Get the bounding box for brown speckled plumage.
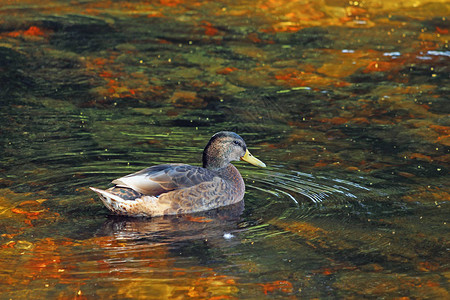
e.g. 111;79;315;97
90;131;265;217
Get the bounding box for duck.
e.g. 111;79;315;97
90;131;266;217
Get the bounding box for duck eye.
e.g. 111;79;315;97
233;140;240;146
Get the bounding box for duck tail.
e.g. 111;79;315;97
90;187;161;217
90;187;131;216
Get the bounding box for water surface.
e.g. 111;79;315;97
0;0;449;298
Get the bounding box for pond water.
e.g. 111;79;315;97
0;0;449;298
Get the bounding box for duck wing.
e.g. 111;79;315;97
112;164;217;196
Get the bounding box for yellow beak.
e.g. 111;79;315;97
241;149;266;168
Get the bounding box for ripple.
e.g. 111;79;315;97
247;167;372;204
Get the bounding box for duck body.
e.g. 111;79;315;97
90;131;265;217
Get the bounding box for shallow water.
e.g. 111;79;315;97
0;0;449;298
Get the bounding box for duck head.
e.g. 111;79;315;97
202;131;266;170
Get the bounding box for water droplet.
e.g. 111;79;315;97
223;233;234;239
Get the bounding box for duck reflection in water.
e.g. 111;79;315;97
97;201;246;246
